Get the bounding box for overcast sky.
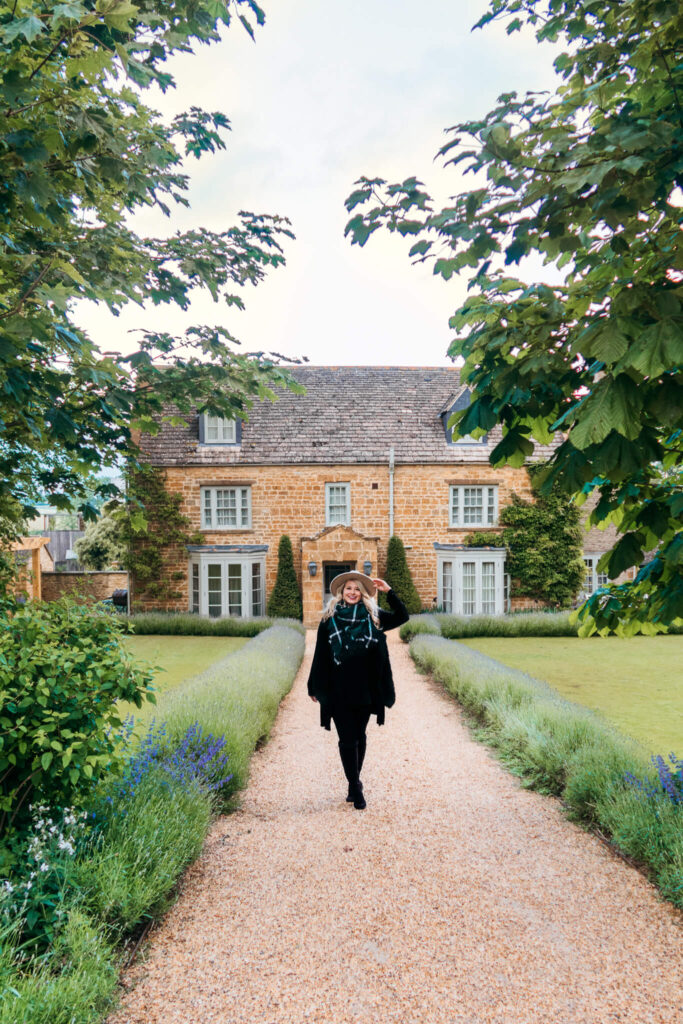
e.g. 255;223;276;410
75;0;560;367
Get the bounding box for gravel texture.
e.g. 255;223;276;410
110;631;683;1024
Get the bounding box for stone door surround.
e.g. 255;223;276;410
301;525;379;627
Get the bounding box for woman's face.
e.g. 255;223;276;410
342;580;362;604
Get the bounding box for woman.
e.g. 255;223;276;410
307;571;409;810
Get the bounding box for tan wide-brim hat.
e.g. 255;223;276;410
329;571;377;598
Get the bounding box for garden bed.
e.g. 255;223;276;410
460;635;683;754
1;622;305;1024
409;634;682;909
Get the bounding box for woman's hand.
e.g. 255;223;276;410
372;577;391;593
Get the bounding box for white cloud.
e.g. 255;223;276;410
74;0;561;366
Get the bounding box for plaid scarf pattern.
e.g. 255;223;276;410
327;600;381;666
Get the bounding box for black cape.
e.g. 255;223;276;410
307;588;409;729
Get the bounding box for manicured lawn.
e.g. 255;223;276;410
121;635;248;721
460;635;683;754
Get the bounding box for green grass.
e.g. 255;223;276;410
120;635;247;720
460;636;683;754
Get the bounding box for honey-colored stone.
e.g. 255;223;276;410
133;463;532;625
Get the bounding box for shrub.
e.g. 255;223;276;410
382;536;421;614
160;625;305;798
399;614;442;642
266;535;302;619
74;503;125;571
436;610;577;638
409;634;682;908
121;611;305;636
0;599;155;842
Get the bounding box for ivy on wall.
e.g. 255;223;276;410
465;476;585;608
121;466;202;610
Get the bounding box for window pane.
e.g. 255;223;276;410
463;488;483;525
583;557;594;595
220;418;235;442
192;563;199;614
327;484;349;525
486;487;496;525
240;488;250;527
252;562;263;616
227;563;242;616
596;567;609;588
216;489;237;527
482;562;495;614
203;489;212;527
450;488;459;526
442;561;453;613
207;564;222;618
462;561;476;615
205;415;235;443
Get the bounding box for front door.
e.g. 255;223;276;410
323;562;354;607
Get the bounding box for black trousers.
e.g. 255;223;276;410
330;705;371;745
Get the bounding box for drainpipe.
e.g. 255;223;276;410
388;447;395;538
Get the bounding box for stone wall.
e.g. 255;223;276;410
134;462;532;623
42;571;128;603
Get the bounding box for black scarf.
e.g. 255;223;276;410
327;600;381;666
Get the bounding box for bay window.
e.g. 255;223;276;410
437;547;506;615
188;550;266;618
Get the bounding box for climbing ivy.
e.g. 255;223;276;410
121;466;202;610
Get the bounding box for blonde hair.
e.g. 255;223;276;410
322;579;381;628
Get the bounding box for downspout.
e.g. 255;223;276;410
388;447;395;538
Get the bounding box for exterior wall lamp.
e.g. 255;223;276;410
363;560;372;575
308;561;317;576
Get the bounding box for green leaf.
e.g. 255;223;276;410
41;751;53;770
1;16;46;43
605;533;644;576
570;375;641;448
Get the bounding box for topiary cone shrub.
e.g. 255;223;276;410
381;535;422;614
266;535;303;620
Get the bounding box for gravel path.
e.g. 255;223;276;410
110;631;682;1024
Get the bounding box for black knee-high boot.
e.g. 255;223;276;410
357;734;367;775
347;735;367;802
338;742;366;810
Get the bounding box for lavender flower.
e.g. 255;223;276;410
624;753;682;806
106;719;233;814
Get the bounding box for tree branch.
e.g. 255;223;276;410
0;257;55;321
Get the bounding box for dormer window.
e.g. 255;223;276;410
198;413;241;445
441;387;487;446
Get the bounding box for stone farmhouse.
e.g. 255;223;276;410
135;365;614;627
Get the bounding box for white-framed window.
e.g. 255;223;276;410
189;552;266;618
449;485;498;528
582;554;609;597
437;548;506;615
201;486;251;529
199;413;238;445
325;482;350;526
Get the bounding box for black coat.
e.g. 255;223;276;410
307;589;409;730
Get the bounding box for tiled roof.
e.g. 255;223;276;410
140;366;560;466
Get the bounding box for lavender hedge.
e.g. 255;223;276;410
410;634;682;907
